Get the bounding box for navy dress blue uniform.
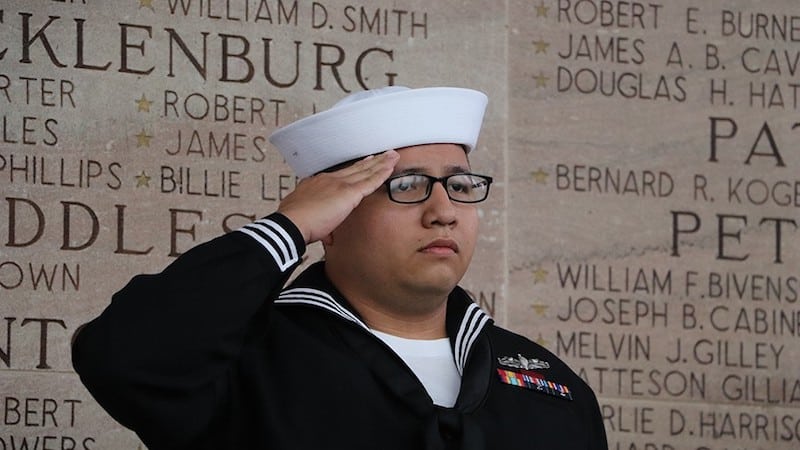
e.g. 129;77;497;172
72;213;608;449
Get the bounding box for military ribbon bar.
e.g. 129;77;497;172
496;369;573;401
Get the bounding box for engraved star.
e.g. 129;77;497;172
531;304;549;316
139;0;155;11
533;71;550;88
535;334;549;347
135;94;153;113
135;129;152;147
535;1;549;18
531;168;549;184
532;267;549;283
532;39;550;54
135;171;151;188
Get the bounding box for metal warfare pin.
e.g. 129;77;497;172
498;354;550;370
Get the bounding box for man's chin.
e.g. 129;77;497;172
407;267;465;295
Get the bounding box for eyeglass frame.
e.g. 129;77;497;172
383;173;494;204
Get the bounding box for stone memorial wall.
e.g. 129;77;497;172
508;1;800;449
1;0;797;449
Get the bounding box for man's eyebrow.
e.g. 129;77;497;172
392;165;472;176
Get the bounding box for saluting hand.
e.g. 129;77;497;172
277;150;400;244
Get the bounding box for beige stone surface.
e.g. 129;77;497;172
508;1;800;449
1;0;798;448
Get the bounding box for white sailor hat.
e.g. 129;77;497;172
269;86;488;178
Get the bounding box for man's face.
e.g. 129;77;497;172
324;143;480;312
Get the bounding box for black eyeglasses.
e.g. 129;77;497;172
384;173;493;204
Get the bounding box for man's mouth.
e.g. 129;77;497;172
420;238;459;255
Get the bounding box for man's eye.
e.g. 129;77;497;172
449;182;466;193
392;177;421;192
449;178;473;193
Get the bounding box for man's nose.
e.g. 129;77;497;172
422;182;457;227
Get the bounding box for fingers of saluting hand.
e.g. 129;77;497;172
303;151;400;210
333;150;401;193
277;150;399;244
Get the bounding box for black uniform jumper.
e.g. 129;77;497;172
72;213;608;450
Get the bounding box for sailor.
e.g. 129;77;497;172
73;86;608;449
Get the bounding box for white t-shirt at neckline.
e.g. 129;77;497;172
371;330;461;408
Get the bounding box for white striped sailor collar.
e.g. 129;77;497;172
275;262;494;376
